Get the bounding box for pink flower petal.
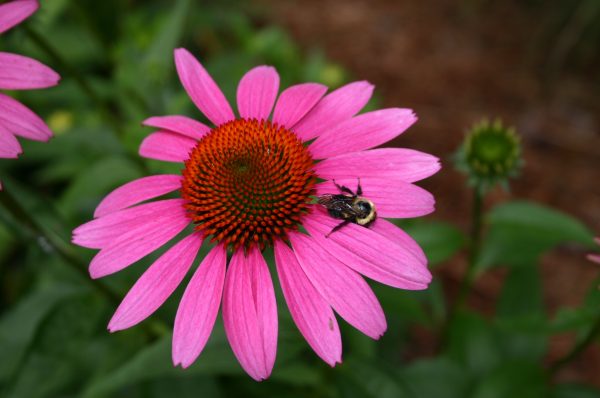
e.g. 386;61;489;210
88;209;189;279
0;93;52;141
316;177;435;218
0;128;22;158
142;115;210;141
108;233;203;332
314;148;441;183
274;240;342;366
272;83;327;128
236;66;279;120
303;208;431;289
73;199;186;249
139;131;196;163
173;244;227;368
174;48;234;126
94;175;182;218
0;52;59;90
222;247;278;381
291;81;373;142
289;232;387;339
370;218;427;265
309;108;417;159
0;0;38;34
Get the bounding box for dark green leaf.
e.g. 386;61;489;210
82;326;240;398
495;266;547;361
399;358;470;398
445;312;502;376
397;220;465;266
144;375;222;398
143;0;191;81
549;280;600;333
478;201;594;268
497;266;543;319
551;384;600;398
341;358;408;398
0;285;85;384
470;360;548;398
58;156;142;217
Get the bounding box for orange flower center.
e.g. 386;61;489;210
181;118;316;250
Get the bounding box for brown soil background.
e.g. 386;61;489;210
258;0;600;386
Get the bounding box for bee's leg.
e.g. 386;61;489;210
332;179;355;196
325;220;350;238
356;177;363;196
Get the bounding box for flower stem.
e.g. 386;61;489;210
456;184;484;307
550;309;600;373
440;184;485;348
0;188;121;304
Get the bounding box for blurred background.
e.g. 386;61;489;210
0;0;599;397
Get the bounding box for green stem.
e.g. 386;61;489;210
22;25;125;137
440;184;485;348
550;311;600;373
456;184;484;308
0;188;121;304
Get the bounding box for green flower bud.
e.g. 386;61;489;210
455;119;522;190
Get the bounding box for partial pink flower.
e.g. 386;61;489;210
588;237;600;265
0;0;60;166
72;48;441;380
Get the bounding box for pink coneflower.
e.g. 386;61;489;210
0;0;60;163
73;48;440;380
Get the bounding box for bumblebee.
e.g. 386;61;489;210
317;179;377;237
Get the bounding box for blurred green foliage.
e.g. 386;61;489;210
1;0;599;397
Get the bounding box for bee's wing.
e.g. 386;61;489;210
318;194;356;213
317;194;336;206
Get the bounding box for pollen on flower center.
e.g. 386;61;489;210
181;118;316;250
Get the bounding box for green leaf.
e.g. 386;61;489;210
4;291;111;398
470;360;548;398
495;266;547;361
340;358;409;398
399;358;470;398
372;286;429;324
445;312;502;376
82;320;325;397
144;376;222;398
549;307;599;333
548;278;600;344
551;384;600;398
424;279;448;325
58;156;142;217
478;201;594;269
448;307;547;369
82;326;240;398
6;352;76;398
549;280;600;333
0;224;16;261
494;319;547;364
397;220;465;266
497;266;543;318
143;0;191;81
0;285;85;385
